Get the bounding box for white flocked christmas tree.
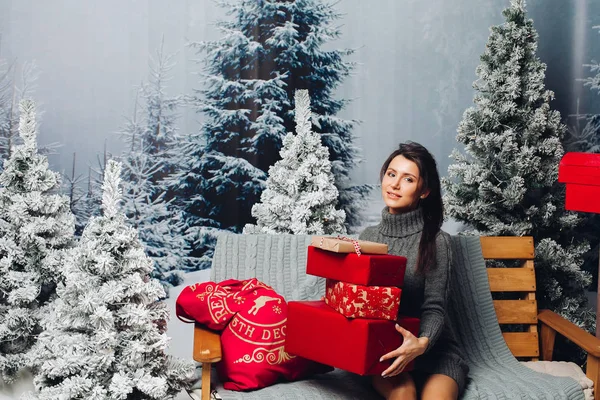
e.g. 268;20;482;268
244;89;346;235
0;99;75;383
26;160;194;400
443;0;593;332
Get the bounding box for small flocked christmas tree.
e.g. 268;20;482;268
244;90;346;234
26;160;194;399
0;99;75;383
443;0;593;332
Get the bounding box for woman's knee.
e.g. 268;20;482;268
420;373;459;400
389;386;417;400
372;373;417;400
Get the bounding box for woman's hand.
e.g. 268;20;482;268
380;324;429;378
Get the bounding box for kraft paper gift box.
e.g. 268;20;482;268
306;246;407;287
310;236;388;255
324;279;402;321
285;300;420;376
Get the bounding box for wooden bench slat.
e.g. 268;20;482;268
502;332;540;357
480;237;534;259
493;300;538;324
488;268;536;292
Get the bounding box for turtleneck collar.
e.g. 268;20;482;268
378;206;424;237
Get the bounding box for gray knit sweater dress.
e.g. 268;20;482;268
359;207;469;393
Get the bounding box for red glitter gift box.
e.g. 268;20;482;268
324;279;402;321
285;301;420;376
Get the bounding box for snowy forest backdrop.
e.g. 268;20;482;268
3;2;600;398
1;0;600;283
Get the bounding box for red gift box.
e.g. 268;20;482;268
306;246;407;287
285;301;420;376
325;279;401;321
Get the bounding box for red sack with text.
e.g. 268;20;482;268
176;278;331;391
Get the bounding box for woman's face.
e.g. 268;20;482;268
381;155;429;214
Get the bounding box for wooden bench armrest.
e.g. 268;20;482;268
193;323;222;400
193;322;222;363
538;309;600;400
538;309;600;358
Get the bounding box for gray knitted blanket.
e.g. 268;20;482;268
207;233;584;400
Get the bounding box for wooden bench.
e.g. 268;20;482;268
192;236;600;400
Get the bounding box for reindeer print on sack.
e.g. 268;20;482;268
248;296;282;315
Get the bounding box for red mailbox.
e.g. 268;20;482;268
559;152;600;337
558;152;600;213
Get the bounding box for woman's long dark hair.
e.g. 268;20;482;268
379;142;443;274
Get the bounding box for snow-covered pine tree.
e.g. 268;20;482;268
119;43;190;287
0;99;75;383
443;0;593;331
563;24;600;295
137;41;183;186
566;116;600;154
120;144;188;289
566;25;600;154
0;59;14;168
177;0;370;253
244;89;346;234
582;25;600;146
76;141;111;235
70;166;100;236
0;62;44;173
62;152;89;235
26;160;194;400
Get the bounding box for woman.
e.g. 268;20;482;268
359;142;468;400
